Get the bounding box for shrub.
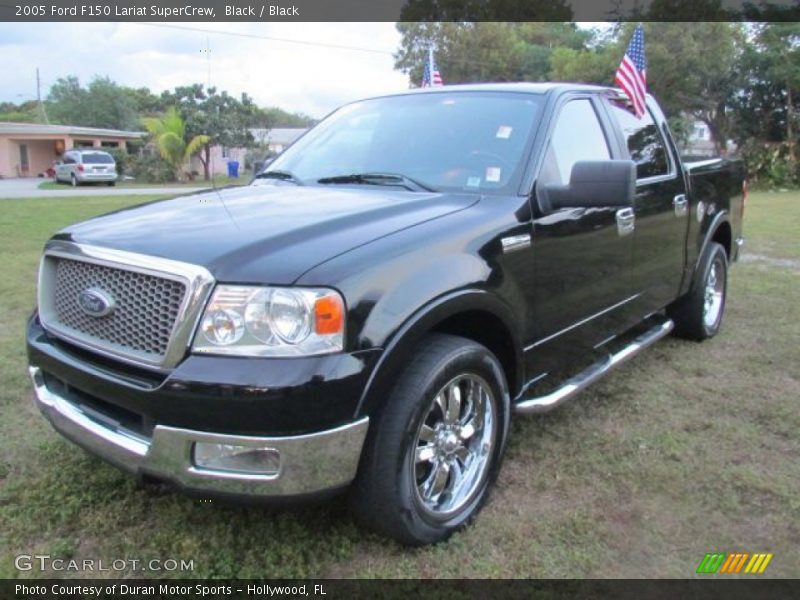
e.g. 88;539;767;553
128;147;176;183
104;148;129;177
243;146;276;173
739;141;799;188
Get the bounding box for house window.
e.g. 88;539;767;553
222;147;230;158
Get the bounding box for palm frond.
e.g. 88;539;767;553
184;134;210;160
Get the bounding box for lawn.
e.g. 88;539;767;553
0;192;797;579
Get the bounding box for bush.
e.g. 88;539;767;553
104;148;129;177
739;141;799;188
243;146;276;172
128;148;176;183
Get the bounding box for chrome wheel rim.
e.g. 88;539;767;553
411;374;496;519
703;257;725;328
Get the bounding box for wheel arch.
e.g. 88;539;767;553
354;290;524;421
711;220;733;260
697;211;732;272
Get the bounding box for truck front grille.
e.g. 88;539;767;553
52;257;186;358
38;242;215;370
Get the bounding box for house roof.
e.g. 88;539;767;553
0;122;145;138
249;127;307;146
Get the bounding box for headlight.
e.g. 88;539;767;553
192;286;345;357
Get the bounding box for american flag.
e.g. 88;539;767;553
615;25;647;118
422;46;443;87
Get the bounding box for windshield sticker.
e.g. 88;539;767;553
485;167;502;182
496;126;513;139
466;176;482;188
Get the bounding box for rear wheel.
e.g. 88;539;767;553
668;241;728;340
350;334;510;545
70;173;78;187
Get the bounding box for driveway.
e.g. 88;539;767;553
0;178;211;199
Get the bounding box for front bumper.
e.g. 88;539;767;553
30;365;369;497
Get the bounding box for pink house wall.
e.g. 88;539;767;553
189;144;247;177
0;138;9;178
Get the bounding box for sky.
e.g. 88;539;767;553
0;22;408;118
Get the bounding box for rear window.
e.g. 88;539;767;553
81;153;114;164
606;99;670;179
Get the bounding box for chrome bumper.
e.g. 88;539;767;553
29;366;369;497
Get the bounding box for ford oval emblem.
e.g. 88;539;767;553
78;288;116;317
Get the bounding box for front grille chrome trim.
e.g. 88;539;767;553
38;241;215;371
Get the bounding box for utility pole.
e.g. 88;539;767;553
36;67;49;124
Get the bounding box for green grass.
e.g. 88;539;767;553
0;192;798;579
37;175;248;191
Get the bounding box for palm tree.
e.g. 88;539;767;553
142;107;209;181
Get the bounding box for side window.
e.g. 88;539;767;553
540;99;610;186
607;99;670;179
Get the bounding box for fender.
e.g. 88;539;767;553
694;210;730;276
353;289;524;420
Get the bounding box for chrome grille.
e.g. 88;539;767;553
50;257;187;359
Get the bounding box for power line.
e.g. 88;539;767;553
132;22;523;72
134;22;394;56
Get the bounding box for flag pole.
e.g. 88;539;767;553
428;45;434;86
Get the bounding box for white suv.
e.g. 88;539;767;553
55;150;118;186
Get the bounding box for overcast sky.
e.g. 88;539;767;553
0;23;408;118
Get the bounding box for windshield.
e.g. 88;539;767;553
82;153;114;164
266;92;544;193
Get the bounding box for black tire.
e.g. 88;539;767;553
667;241;728;341
107;181;116;186
349;333;511;545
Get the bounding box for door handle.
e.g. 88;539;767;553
616;207;635;237
673;194;688;217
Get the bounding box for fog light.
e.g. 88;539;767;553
193;443;281;475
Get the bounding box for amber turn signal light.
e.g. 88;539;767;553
314;294;344;335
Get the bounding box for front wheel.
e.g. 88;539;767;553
668;241;728;340
350;334;510;545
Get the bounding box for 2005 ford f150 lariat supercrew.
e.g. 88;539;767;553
28;84;745;544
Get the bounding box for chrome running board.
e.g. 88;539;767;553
514;319;674;414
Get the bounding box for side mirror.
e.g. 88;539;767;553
543;160;636;211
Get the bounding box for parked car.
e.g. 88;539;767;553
54;149;117;186
28;84;745;545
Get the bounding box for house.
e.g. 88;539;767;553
0;122;144;178
189;127;307;176
679;120;737;158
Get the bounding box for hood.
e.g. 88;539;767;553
58;184;478;284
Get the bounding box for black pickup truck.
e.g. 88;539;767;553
27;83;745;545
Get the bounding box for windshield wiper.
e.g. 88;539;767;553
255;169;304;185
317;172;436;192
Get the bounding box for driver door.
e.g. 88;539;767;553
526;97;635;377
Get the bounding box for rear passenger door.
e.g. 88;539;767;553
604;97;688;314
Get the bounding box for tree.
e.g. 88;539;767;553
394;22;590;86
141;107;209;181
47;76;140;130
0;100;40;123
752;23;800;164
160;84;260;181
